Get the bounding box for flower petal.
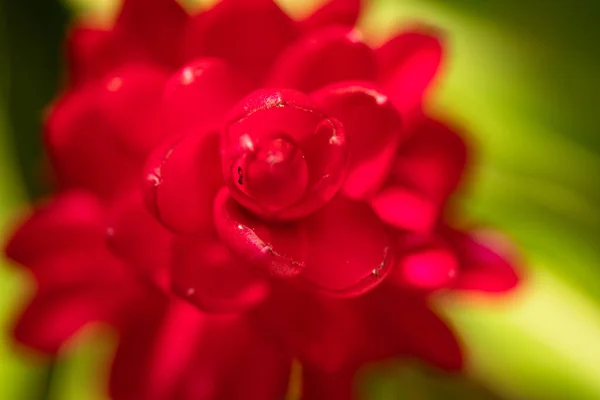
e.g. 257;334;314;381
298;196;393;296
5;193;103;267
14;285;116;353
114;0;189;67
213;188;307;278
45;90;143;199
163;58;251;136
376;27;444;118
107;191;174;291
312;83;403;199
267;27;376;93
143;128;223;234
301;0;361;31
447;228;520;293
302;366;357;400
65;24;116;86
172;234;270;314
362;286;463;370
370;117;468;232
184;0;298;82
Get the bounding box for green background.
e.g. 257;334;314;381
1;0;599;398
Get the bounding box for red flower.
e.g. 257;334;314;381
5;0;521;398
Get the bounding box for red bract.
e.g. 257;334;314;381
5;0;521;398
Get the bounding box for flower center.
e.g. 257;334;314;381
233;134;309;212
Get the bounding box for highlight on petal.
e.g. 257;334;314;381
312;83;403;199
370;116;468;233
143;128;223;234
298;196;393;297
376;27;444;117
107;191;174;291
213;188;307;278
221;89;349;220
301;0;361;31
163;58;251;136
184;0;299;82
446;227;520;293
172;234;270;314
44;90;144;199
267;27;376;93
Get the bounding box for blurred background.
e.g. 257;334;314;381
1;0;599;398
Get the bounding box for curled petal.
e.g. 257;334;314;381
115;0;189;67
14;285;116;353
376;27;444;118
362;286;463;370
313;83;403;199
143;129;223;234
5;193;102;267
163;58;251;136
301;0;361;31
213;189;307;278
172;234;270;314
299;196;393;296
267;27;376;93
45;90;143;199
107;191;174;290
184;0;298;82
371;117;468;232
446;228;520;293
98;64;170;154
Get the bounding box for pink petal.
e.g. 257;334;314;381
114;0;189;67
143;128;223;234
14;285;116;353
267;27;376;93
163;58;251;136
44;90;144;199
376;27;444;118
302;366;357;400
370;116;468;232
446;228;520;293
5;192;103;267
301;0;361;31
221;89;349;220
213;189;307;278
362;286;463;370
172;234;270;314
97;64;171;154
184;0;299;82
107;191;174;291
298;196;394;296
312;83;403;199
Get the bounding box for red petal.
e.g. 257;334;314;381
312;83;403;199
163;58;251;136
390;233;458;291
213;189;307;278
143;129;223;234
172;234;270;314
301;0;361;31
371;117;467;232
267;27;376;93
66;24;116;86
298;196;393;296
376;27;444;118
447;228;520;293
5;193;103;267
114;0;189;67
184;0;298;82
97;64;171;154
302;366;357;400
362;286;463;370
45;90;144;199
107;191;174;291
14;285;116;353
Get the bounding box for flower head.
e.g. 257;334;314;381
5;0;521;398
